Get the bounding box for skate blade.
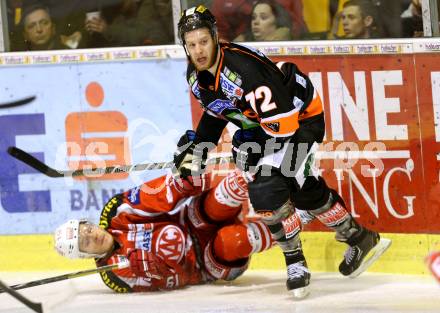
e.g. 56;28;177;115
290;285;310;299
349;238;392;278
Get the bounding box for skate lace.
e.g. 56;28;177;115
287;262;310;279
344;246;358;264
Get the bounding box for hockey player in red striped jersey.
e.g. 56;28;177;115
54;170;273;292
173;5;391;299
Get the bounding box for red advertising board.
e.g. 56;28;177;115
191;53;440;234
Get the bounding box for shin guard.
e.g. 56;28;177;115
310;191;360;241
257;200;302;253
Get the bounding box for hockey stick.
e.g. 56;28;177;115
0;261;128;294
7;146;233;178
0;96;36;109
0;279;43;313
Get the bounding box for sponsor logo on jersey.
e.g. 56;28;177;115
192;83;201;99
135;229;153;251
223;67;243;86
128;186;141;205
282;213;301;239
293;96;304;109
189;72;197;85
225;111;260;129
295;74;307;88
263;122;280;132
156;225;186;263
207;99;235;115
220;73;243;100
189;71;201;98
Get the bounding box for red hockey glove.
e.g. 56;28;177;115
128;249;169;280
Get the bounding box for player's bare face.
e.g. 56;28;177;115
185;28;216;71
78;223;114;255
341;6;367;39
251;3;277;41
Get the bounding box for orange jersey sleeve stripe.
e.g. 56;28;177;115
214;48;225;91
299;90;324;120
260;108;300;137
229;47;265;63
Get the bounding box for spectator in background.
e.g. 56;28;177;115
330;0;383;39
18;4;68;50
85;0;174;47
210;0;307;41
21;0;108;48
234;0;292;42
401;0;424;37
328;0;401;39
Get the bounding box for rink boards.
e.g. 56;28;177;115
0;39;439;274
1;231;439;275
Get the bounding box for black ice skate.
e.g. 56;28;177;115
284;250;311;299
339;229;392;278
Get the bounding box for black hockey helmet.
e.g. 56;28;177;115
178;5;217;44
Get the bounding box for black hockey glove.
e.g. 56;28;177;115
231;129;263;172
173;130;209;179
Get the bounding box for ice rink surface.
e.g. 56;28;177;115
1;270;439;313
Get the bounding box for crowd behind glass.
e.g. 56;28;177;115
3;0;439;52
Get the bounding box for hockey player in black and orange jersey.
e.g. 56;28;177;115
54;170;273;292
173;5;391;298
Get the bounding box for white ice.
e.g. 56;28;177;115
1;271;439;313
